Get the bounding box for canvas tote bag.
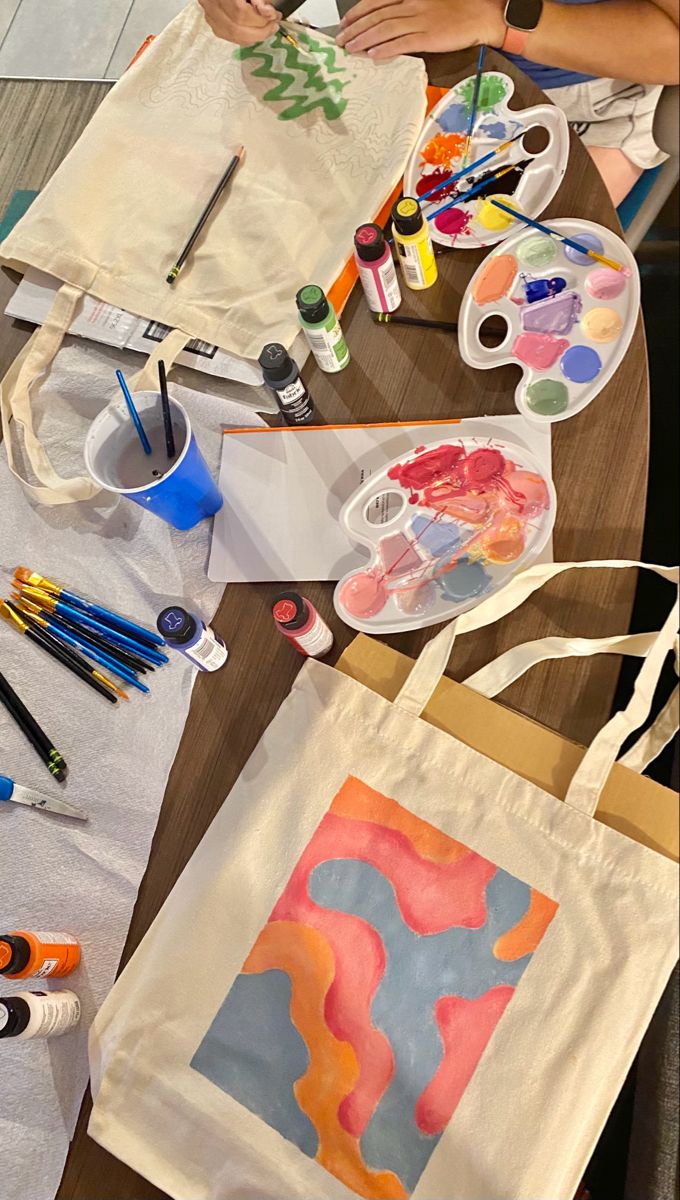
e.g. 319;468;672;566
88;560;679;1200
0;0;426;505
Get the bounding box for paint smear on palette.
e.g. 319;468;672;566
560;344;602;382
416;170;458;203
525;379;569;416
513;332;570;370
191;775;558;1198
421;133;465;169
438;102;469;134
339;569;388;619
478;119;508;139
434;207;472;237
472;254;518;304
459;73;507;112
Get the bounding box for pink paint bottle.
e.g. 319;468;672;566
354;224;402;314
272;592;333;659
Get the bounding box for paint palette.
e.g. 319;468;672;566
403;72;569;249
334;434;556;634
458;219;640;424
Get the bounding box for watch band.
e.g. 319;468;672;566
501;25;530;54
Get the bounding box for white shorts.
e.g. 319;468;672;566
544;76;667;170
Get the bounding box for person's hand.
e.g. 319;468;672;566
335;0;505;60
199;0;280;46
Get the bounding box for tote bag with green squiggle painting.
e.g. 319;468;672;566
0;1;426;503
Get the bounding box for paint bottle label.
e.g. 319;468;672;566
293;621;334;658
357;258;401;314
304;321;350;373
24;992;81;1039
185;628;229;672
397;241;430;289
274;379;315;425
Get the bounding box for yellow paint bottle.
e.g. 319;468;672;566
391;197;438;292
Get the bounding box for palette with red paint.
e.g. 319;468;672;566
403;72;569;249
334;435;556;634
458;218;640;424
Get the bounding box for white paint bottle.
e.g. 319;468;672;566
0;990;81;1040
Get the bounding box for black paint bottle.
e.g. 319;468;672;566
259;343;316;426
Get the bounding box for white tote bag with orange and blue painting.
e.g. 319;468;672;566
89;560;679;1200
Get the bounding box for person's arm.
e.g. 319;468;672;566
336;0;679;85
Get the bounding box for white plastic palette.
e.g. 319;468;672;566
403;71;569;249
458;219;640;424
333;432;556;635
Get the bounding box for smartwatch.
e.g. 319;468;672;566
502;0;543;55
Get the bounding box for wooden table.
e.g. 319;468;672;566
0;50;648;1200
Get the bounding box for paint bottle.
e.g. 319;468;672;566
0;931;81;980
272;592;333;658
258;343;316;426
156;606;228;672
296;285;350;373
0;990;81;1040
391;197;438;291
353;224;401;314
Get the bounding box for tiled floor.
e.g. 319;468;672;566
0;0;186;79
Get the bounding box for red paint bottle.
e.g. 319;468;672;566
272;592;333;659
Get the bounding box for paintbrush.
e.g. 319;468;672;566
116;370;152;456
167;146;245;284
13;602;149;695
427;163;518;223
0;602;124;704
158;361;176;460
280;20;303;49
462;45;486;166
488;201;626;270
15;596;151;674
13;584;168;665
419;132;526;203
14;568;165;649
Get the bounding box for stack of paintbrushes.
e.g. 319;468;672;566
1;567;168;705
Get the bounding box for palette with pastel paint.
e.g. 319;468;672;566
458;219;640;423
334;434;556;635
403;72;569;249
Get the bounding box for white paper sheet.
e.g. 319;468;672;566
208;416;553;583
0;338;264;1200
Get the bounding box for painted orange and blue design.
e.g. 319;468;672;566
191;777;558;1198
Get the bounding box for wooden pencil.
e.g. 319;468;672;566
166;146;245;284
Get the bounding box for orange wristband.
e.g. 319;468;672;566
501;25;530;54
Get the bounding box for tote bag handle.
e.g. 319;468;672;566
463;630;679;776
0;282;191;505
394;561;679;818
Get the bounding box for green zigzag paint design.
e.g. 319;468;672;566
236;32;348;121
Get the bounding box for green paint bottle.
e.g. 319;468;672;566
296;285;350;374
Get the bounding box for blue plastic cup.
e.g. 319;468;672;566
85;390;223;531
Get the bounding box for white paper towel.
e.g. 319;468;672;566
0;339;264;1200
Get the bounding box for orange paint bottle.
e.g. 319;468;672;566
0;931;80;980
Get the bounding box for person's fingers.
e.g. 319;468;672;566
250;0;279;18
338;0;405;32
342;15;422;52
366;30;425;57
337;5;415;46
203;7;279;43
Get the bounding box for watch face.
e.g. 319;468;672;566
505;0;543;30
